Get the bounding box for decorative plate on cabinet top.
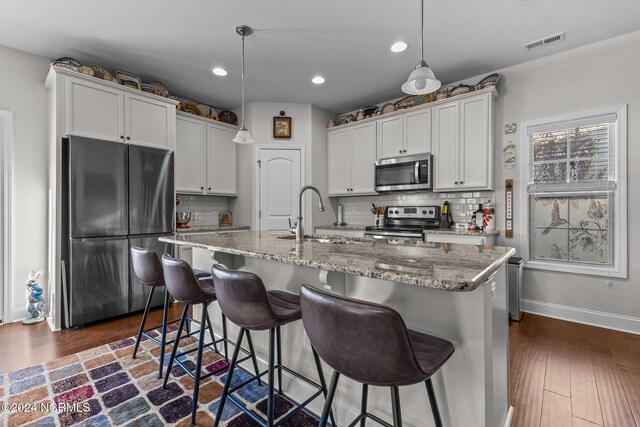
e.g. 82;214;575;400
450;84;473;96
380;103;395;115
76;66;95;77
149;81;170;97
89;65;116;82
394;95;417;110
116;71;142;90
197;104;212;117
141;83;156;94
474;73;500;90
207;109;218;120
218;110;238;125
52;57;81;67
363;105;378;117
182;102;202;116
435;86;452;100
415;92;435;105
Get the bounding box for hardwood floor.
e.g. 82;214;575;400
510;314;640;427
1;310;639;426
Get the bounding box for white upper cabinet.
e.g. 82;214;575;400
432;91;493;192
403;108;431;156
175;112;237;196
378;109;431;159
66;77;124;142
175;114;205;193
378;115;404;159
125;92;175;150
207;124;236;195
327;123;376;196
62;72;176;150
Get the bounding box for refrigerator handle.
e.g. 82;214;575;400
76;236;128;243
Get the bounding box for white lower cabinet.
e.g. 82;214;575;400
327;122;376;196
175;112;237;195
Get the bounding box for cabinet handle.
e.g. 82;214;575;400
200;187;204;190
403;149;407;153
120;135;124;140
126;136;131;140
399;150;402;154
460;181;464;184
208;187;211;191
454;181;459;185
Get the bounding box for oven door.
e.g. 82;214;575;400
375;154;432;192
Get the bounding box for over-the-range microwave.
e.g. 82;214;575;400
374;153;432;192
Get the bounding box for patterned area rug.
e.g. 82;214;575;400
0;325;320;426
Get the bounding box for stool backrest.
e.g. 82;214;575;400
161;254;208;303
211;264;278;330
300;285;424;387
131;246;164;286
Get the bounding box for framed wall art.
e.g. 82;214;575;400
273;115;291;139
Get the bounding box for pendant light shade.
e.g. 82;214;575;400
401;0;440;95
233;25;254;144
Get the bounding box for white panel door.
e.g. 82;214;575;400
378;115;404;159
327;128;351;195
258;148;302;231
125;92;175;150
351;122;377;194
175;115;205;193
460;95;490;189
432;102;460;191
66;77;124;142
206;124;236;195
404;109;431;156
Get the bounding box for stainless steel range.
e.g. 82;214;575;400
364;205;441;240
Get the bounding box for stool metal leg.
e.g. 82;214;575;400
190;302;209;426
132;286;155;359
221;312;229;362
390;386;402;427
425;378;443;427
267;328;276;426
360;384;369;427
312;347;336;427
163;304;189;388
245;330;262;386
157;288;170;379
205;311;219;352
276;325;283;394
319;371;340;427
214;328;246;427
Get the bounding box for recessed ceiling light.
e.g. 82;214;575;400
390;42;408;53
312;76;325;85
212;67;228;76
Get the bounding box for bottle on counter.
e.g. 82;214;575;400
475;204;484;231
439;201;454;229
483;200;496;231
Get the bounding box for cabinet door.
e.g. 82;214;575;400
206;124;236;195
351;123;377;194
125;92;175;150
377;115;404;159
65;77;124;142
459;95;490;189
175;116;205;193
327;129;351;195
432;102;460;191
404;109;431;156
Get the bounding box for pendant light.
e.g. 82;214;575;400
232;25;254;144
401;0;441;95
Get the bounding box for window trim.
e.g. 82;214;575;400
520;105;627;278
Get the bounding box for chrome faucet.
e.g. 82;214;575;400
289;185;325;243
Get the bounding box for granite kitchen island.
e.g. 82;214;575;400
161;231;516;427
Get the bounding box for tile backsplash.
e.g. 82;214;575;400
337;191;495;226
176;194;231;226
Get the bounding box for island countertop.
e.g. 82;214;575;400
161;231;515;292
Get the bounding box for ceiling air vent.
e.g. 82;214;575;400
524;32;565;51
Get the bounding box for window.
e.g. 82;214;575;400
521;106;627;278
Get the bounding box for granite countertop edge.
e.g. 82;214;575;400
176;225;250;233
316;224;500;236
161;233;515;292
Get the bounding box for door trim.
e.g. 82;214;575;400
1;111;13;324
254;145;305;231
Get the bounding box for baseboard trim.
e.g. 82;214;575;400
12;308;27;322
522;299;640;335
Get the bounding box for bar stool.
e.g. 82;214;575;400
130;246;214;379
300;285;455;427
210;264;335;427
161;255;262;427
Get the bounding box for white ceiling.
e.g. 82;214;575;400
2;0;639;113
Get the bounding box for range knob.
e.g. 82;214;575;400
422;210;427;215
429;209;434;215
394;210;399;214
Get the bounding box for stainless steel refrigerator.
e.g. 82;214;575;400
63;136;174;327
